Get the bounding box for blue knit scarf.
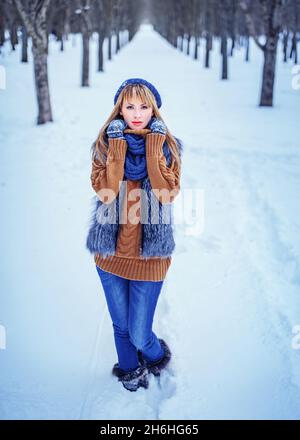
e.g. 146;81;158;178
123;132;171;181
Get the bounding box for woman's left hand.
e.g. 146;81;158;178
148;117;167;135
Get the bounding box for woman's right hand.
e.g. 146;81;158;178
106;119;128;139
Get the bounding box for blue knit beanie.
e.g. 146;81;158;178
113;78;162;108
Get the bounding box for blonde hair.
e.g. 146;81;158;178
91;83;182;177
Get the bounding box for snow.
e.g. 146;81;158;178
0;23;300;420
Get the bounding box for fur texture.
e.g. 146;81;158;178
113;364;149;392
140;339;172;376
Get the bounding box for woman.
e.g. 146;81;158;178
86;78;183;392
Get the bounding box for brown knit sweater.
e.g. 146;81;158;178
90;128;180;281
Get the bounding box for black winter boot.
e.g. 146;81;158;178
112;361;144;378
138;339;172;376
112;362;123;378
115;365;149;391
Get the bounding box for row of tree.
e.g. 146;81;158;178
0;0;145;124
0;0;299;125
149;0;300;106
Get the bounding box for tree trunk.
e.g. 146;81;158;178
260;36;278;106
98;32;104;72
32;44;53;124
239;0;284;107
21;26;28;62
221;35;228;79
81;32;89;87
128;27;134;41
179;35;184;52
193;36;198;60
186;34;191;55
13;0;53;123
9;25;18;50
282;31;288;62
116;30;120;52
108;33;112;59
290;33;298;64
0;9;5;46
205;33;212;68
245;35;250;61
230;36;235;56
172;33;177;48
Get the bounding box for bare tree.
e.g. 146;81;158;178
75;0;92;87
217;0;233;79
12;0;53;123
203;0;214;68
239;0;285;106
94;0;106;72
288;0;300;63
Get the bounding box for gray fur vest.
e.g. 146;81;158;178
86;136;183;260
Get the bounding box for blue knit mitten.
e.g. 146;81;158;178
106;119;128;139
148;117;167;135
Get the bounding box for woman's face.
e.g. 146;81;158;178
120;96;153;129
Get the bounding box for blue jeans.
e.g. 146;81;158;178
95;265;165;373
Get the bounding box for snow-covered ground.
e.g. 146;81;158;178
0;23;300;420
